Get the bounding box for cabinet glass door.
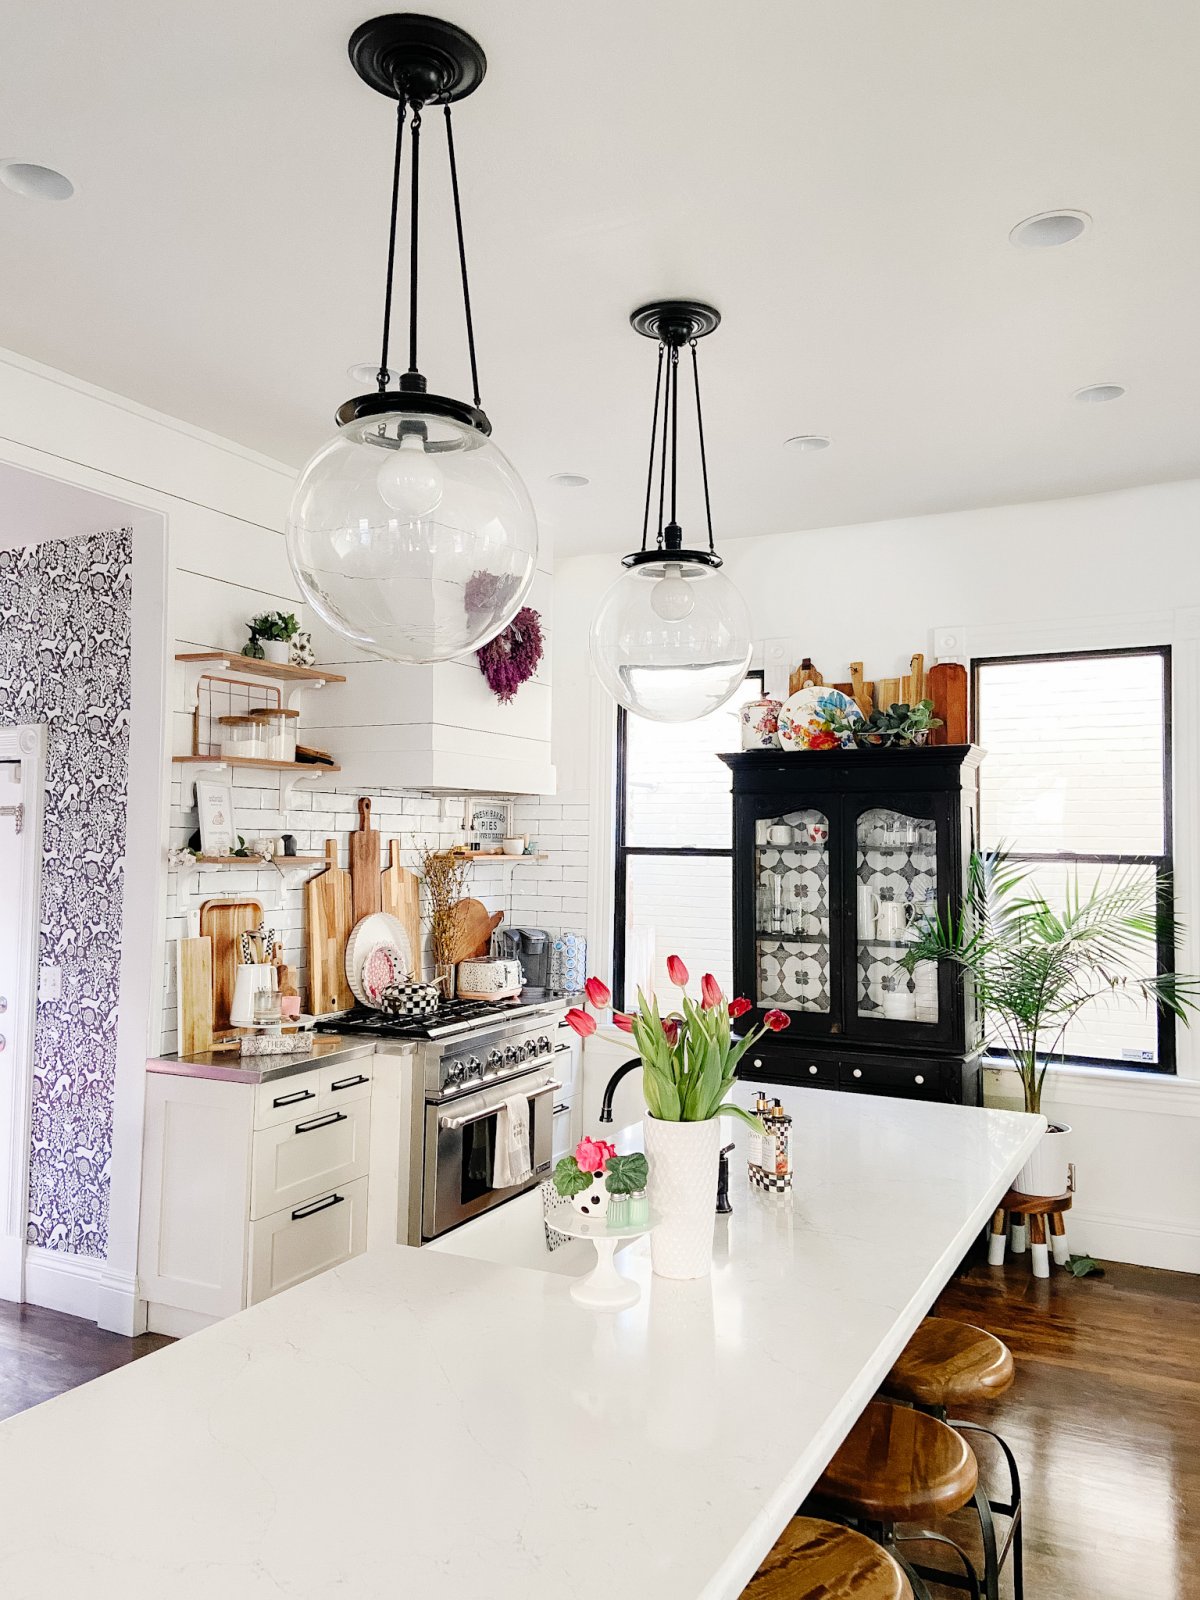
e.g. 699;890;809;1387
855;805;941;1026
754;809;832;1014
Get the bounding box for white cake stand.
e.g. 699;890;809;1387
549;1207;658;1310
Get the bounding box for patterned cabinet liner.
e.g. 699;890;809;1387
755;809;831;1014
856;806;939;1020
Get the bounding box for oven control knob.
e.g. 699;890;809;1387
465;1055;483;1080
537;1035;551;1056
517;1040;532;1062
486;1049;502;1071
504;1045;519;1066
446;1062;464;1087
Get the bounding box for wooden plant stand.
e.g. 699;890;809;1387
989;1188;1073;1279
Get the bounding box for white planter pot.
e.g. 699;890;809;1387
260;639;292;664
643;1115;720;1279
1012;1123;1072;1197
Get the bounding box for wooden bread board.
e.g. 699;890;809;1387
177;936;213;1055
448;898;504;962
381;840;422;981
349;796;382;922
199;898;264;1035
927;661;968;745
305;838;354;1015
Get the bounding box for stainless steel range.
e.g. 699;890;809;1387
317;997;569;1241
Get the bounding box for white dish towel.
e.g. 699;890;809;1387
492;1094;533;1188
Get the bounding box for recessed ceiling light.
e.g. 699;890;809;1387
548;472;589;488
785;434;831;452
1073;383;1125;404
0;160;74;201
347;362;395;388
1009;209;1091;248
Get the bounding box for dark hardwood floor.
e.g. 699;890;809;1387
924;1252;1200;1600
0;1300;170;1421
1;1256;1198;1600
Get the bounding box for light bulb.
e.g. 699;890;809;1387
649;562;695;621
376;432;445;518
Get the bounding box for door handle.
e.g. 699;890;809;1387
439;1081;562;1130
294;1110;347;1135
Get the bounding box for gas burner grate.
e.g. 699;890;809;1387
314;997;526;1040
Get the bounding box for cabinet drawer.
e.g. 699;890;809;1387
551;1096;574;1162
248;1174;368;1304
251;1100;371;1220
838;1060;940;1099
318;1058;374;1110
254;1069;321;1130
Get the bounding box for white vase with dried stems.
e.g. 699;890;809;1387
419;843;471;1000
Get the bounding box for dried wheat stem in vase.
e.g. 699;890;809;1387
418;842;472;968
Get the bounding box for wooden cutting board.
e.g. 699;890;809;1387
305;838;354;1015
199;898;263;1035
381;839;422;980
901;652;926;705
349;796;381;922
832;660;875;717
928;661;968;745
448;898;504;962
177;936;213;1055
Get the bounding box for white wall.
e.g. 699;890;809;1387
559;479;1200;1272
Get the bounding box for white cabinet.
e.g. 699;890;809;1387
140;1056;376;1336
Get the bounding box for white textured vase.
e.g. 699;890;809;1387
643;1115;720;1279
1012;1123;1072;1197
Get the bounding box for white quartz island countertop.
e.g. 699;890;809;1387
0;1086;1043;1599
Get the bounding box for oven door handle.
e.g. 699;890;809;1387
439;1081;562;1131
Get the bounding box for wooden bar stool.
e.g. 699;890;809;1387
810;1400;979;1600
742;1515;913;1598
988;1188;1072;1278
882;1318;1023;1600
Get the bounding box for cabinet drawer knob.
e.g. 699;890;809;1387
272;1087;316;1109
852;1068;862;1079
808;1065;818;1076
330;1073;369;1091
915;1074;925;1085
295;1110;347;1135
291;1192;345;1221
753;1057;763;1068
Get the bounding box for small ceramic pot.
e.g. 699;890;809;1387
289;629;316;667
572;1176;611;1219
501;835;526;856
260;639;292;665
740;697;783;750
1013;1124;1072;1197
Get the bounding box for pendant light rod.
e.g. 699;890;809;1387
378;99;408;391
640;342;665;552
444;105;482;409
407;105;423;377
691;340;715;554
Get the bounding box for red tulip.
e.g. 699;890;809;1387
728;997;752;1019
565;1007;597;1038
763;1009;791;1033
700;973;723;1009
612;1011;634;1033
661;1016;681;1045
584;976;612;1009
666;954;689;987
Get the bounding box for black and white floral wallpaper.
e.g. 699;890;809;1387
0;529;132;1256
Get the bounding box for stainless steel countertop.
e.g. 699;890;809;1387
146;1033;406;1085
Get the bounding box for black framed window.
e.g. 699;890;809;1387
972;646;1174;1071
614;674;762;1010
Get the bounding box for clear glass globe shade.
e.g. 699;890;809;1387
590;557;753;722
648;562;695;621
286;408;538;664
376;433;445;518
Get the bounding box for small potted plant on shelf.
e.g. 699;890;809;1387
553;1137;650;1224
565;966;790;1279
243;611;300;665
903;850;1200;1196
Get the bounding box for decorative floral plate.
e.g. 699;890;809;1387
778;685;863;751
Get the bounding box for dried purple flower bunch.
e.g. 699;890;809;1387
476;606;544;703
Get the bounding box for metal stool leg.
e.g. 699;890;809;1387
899;1528;981;1600
952;1420;1024;1600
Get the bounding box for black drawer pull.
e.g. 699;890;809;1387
295;1110;347;1135
291;1192;345;1221
557;1018;571;1029
330;1073;369;1092
272;1087;316;1109
554;1042;570;1054
552;1102;570;1116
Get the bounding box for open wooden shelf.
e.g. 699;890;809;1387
192;854;324;868
175;652;347;685
434;850;550;865
173;755;342;775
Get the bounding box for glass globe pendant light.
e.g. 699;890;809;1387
286;16;537;663
591;301;752;722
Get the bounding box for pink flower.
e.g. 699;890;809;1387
728;997;752;1019
565;1007;597;1038
666;954;689;987
574;1137;607;1173
584;976;612;1009
612;1011;634;1033
700;973;723;1009
763;1009;791;1032
662;1016;681;1045
597;1140;617;1164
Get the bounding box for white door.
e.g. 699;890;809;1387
0;726;45;1303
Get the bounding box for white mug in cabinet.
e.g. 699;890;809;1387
857;885;881;939
881;974;916;1021
768;824;792;846
876;897;911;941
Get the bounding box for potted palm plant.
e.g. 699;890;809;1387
566;962;790;1278
904;851;1199;1195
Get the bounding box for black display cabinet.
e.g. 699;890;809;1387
720;745;985;1104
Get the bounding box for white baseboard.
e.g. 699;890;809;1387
145;1301;217;1338
1067;1208;1200;1274
24;1247;143;1333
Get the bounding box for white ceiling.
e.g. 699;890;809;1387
2;1;1200;557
